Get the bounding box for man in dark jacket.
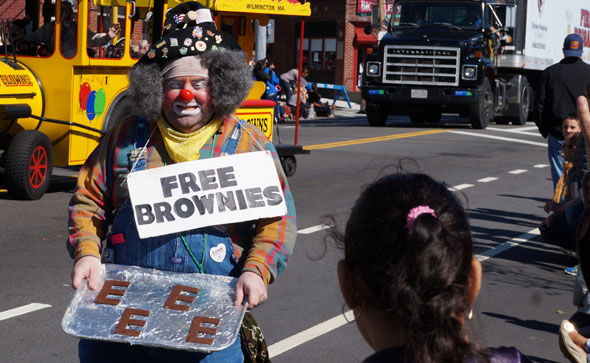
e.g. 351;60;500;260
536;33;590;190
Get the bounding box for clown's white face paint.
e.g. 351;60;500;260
162;61;213;133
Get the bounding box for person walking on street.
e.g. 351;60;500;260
67;2;296;361
536;33;590;190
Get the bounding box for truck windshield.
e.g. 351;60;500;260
391;1;483;30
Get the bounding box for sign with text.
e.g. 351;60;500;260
127;151;287;239
62;264;247;351
357;0;394;16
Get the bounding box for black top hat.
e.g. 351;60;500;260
137;1;241;69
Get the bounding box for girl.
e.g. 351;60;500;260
334;173;532;362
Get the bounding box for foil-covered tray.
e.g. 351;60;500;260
62;264;246;352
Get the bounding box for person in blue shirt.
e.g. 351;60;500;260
264;60;285;123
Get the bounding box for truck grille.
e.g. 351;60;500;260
382;46;460;86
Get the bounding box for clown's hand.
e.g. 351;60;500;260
71;255;101;290
234;271;267;309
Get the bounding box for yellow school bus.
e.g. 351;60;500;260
0;0;310;199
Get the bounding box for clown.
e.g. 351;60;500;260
66;2;296;361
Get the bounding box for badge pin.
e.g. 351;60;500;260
179;47;188;55
209;243;226;263
195;41;207;52
147;49;156;58
193;26;203;39
215;35;222;44
184;38;192;47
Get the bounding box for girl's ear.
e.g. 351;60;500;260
466;257;482;307
338;260;360;308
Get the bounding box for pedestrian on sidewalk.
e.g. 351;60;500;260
536;33;590;191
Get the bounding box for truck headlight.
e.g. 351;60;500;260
366;62;381;77
461;65;477;80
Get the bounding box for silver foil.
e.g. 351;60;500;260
62;264;246;352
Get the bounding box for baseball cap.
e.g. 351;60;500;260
563;33;584;58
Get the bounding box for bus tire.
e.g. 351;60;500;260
6;130;54;200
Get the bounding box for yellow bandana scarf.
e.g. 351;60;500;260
157;116;223;163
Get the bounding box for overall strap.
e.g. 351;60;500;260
134;116;148;149
129;116;149;172
220;119;246;156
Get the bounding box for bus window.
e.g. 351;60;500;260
60;0;79;58
87;3;124;58
130;10;150;59
13;0;55;57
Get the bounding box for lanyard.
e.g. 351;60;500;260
165;133;218;273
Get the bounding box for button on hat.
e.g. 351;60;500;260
137;1;241;69
563;33;584;58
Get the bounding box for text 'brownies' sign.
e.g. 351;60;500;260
127;151;287;238
62;264;246;351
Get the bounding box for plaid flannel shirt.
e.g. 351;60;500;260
67;115;296;285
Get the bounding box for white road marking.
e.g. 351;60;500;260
534;164;549;168
268;310;355;358
476;228;540;262
298;225;331;235
0;303;51;321
478;177;498;183
509;169;527;174
486;127;541;136
449;184;474;191
450;131;547;147
270;227;542;358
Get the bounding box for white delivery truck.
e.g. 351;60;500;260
361;0;590;128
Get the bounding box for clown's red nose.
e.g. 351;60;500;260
180;89;193;102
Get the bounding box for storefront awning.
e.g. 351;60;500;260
355;27;378;45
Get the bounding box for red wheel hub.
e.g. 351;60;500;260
28;146;48;189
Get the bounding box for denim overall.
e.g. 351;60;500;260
79;119;245;363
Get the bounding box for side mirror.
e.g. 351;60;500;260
364;25;373;35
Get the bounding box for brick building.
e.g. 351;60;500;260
268;0;378;100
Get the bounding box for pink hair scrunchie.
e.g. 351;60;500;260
406;206;437;230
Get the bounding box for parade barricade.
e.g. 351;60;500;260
305;83;352;109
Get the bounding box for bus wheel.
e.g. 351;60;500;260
6;130;54;200
281;156;297;177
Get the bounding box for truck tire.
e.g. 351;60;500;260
511;78;530;125
366;103;388;127
469;77;493;129
5;130;54;200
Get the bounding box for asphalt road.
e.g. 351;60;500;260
0;114;577;362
